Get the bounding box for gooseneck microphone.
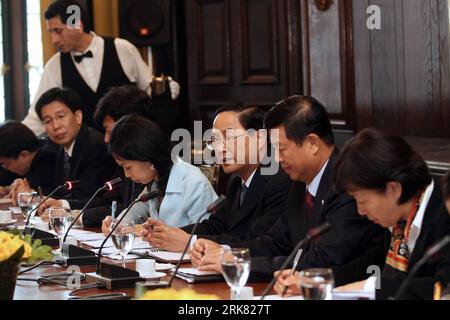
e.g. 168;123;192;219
167;195;227;286
62;178;122;243
96;190;160;273
260;222;332;299
393;235;450;300
25;180;80;227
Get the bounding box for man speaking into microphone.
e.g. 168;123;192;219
191;96;389;290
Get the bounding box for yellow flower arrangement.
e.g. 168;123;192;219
139;288;219;300
0;231;32;262
0;231;51;264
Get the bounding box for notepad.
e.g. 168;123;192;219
174;267;223;283
144;249;191;263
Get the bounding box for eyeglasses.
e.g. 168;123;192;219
41;112;69;127
206;132;247;151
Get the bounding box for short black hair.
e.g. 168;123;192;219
35;87;82;120
443;171;450;201
94;86;153;127
109;115;172;194
264;95;334;145
333;128;432;204
45;0;91;33
214;105;266;131
0;121;39;158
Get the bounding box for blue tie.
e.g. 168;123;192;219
240;184;248;207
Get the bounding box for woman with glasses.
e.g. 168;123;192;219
101;114;218;235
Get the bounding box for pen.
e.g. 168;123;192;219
111;201;117;226
281;248;303;297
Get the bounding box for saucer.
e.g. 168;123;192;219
140;271;166;280
0;219;17;227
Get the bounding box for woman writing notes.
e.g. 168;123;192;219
101;115;218;235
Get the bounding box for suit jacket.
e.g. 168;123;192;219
181;165;291;243
377;180;450;300
53;125;116;209
231;149;390;286
82;167;145;227
26;139;59;195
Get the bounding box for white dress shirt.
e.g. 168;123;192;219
22;32;180;136
307;160;329;197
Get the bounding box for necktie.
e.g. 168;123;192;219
74;50;93;63
305;190;315;218
240;184;248;207
63;152;71;181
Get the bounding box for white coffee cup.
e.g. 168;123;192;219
231;286;254;300
136;259;156;277
0;210;12;223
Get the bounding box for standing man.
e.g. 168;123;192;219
23;0;180;135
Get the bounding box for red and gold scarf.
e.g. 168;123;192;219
385;192;425;272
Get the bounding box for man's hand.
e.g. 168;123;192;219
143;219;190;252
38;198;64;221
8;179;32;204
273;270;302;297
102;216;113;236
190;238;222;267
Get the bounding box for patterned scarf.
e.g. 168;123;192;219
385;192;424;272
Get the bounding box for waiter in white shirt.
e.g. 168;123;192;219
22;0;180;136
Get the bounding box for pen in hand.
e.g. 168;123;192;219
281;249;303;297
111;201;117;230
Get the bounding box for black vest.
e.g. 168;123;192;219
60;37;135;130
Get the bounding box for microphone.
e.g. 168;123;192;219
62;178;122;243
56;178;122;267
167;195;227;287
260;222;332;299
95;190;160;274
24;180;80;227
393;235;450;300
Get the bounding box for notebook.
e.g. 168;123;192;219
174;268;224;284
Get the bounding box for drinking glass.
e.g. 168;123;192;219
111;221;135;267
18;191;40;223
299;268;335;300
48;207;74;254
221;248;251;300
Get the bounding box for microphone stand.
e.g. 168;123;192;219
260;222;331;299
24;181;79;246
85;191;160;290
57;178;122;266
167;195;227;286
392;235;450;300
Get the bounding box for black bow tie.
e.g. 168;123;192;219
74;50;93;63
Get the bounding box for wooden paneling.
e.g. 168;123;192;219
185;0;302;128
240;0;279;84
195;0;231;85
300;0;355;130
353;0;450;138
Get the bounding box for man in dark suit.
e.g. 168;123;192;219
33;87;116;212
331;129;450;300
141;105;291;252
191;96;389;287
0;121;59;200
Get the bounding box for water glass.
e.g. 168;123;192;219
18;191;40;222
299;268;334;300
221;248;251;300
48;207;74;254
111;221;136;267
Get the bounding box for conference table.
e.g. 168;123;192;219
3;205;270;300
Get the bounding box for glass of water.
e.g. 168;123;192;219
221;248;251;300
48;207;74;254
111;221;135;267
299;268;335;300
18;191;40;223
